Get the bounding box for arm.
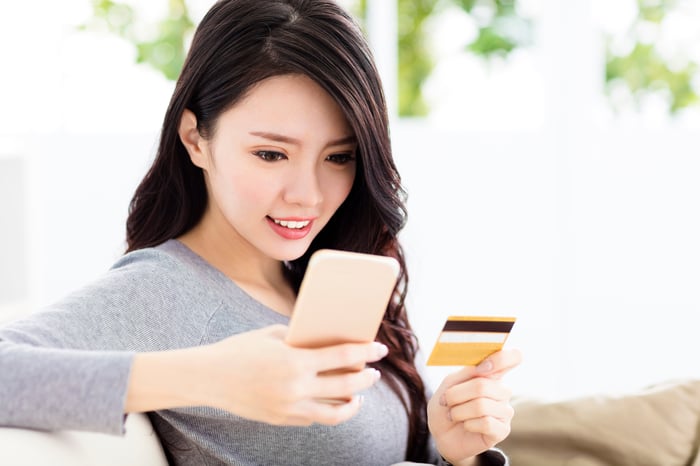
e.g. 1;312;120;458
1;322;387;433
0;250;203;433
1;324;387;432
125;324;388;426
0;343;133;434
1;248;387;432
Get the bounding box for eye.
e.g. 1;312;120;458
253;150;287;162
326;152;356;165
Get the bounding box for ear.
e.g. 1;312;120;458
178;109;210;170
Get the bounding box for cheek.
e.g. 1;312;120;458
326;170;356;206
236;174;271;204
211;167;272;213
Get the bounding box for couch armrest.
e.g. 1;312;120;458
0;413;167;466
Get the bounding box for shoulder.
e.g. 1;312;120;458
109;240;225;294
111;240;199;277
97;239;231;313
2;241;227;351
50;240;228;347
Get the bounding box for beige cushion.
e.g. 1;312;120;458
0;413;167;466
499;379;700;466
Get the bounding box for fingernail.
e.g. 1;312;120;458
476;359;493;373
368;368;381;381
373;342;389;358
439;394;447;407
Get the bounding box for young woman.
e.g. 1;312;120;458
0;1;521;465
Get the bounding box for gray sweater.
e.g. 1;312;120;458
0;240;506;465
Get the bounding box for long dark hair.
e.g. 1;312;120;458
126;0;429;460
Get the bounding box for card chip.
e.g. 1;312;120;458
426;316;516;366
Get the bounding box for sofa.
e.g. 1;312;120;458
2;379;700;465
0;412;167;466
499;378;700;466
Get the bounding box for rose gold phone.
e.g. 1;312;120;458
286;249;400;351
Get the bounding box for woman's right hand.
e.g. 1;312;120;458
126;324;387;426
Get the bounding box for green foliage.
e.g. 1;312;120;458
454;0;532;57
79;0;193;81
79;0;699;117
341;0;436;116
398;0;439;116
605;0;699;114
396;0;531;116
638;0;670;22
468;25;517;55
349;0;367;23
78;0;530;117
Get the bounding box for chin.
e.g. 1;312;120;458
270;244;312;263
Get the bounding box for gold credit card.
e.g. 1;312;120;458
426;316;516;366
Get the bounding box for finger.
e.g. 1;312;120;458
259;324;289;339
444;377;512;406
449;398;514;424
275;414;315;427
475;348;522;376
312;367;381;399
479;367;513;381
462;415;511;442
439;365;478;391
311;342;388;373
297;395;365;426
437;349;522;392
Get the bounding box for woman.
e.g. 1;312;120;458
0;0;521;464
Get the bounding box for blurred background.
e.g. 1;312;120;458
1;0;699;400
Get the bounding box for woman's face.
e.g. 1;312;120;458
186;74;357;262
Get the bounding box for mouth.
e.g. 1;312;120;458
269;217;312;230
267;216;316;240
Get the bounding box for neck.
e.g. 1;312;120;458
178;212;295;315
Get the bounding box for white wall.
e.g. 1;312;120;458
22;134;158;306
0;152;28;313
398;124;700;399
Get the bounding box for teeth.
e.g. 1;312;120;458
273;219;310;229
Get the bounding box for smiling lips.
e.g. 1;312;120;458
268;217;314;240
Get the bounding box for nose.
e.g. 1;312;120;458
283;164;323;207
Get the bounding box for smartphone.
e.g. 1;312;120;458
286;249;400;352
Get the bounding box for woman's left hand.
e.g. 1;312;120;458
427;349;522;466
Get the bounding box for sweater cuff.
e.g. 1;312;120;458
439;448;509;466
477;448;508;466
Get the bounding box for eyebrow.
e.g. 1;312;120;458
249;131;357;148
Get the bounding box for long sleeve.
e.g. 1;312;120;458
0;344;133;433
434;450;508;465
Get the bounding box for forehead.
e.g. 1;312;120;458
215;74;353;140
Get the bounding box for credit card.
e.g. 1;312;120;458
426;316;516;366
